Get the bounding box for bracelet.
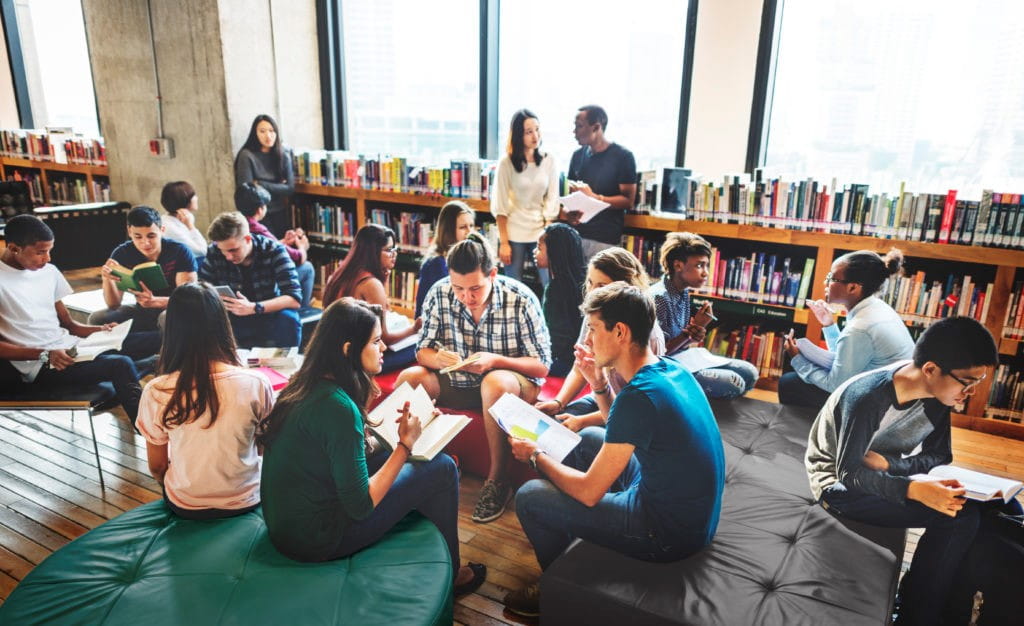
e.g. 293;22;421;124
553;398;565;412
592;383;610;395
397;441;413;456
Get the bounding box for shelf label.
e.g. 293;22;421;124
691;296;794;323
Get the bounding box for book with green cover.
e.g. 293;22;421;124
109;261;168;292
795;258;815;307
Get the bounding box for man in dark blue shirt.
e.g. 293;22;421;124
563;105;638;258
91;206;197;331
503;282;725;617
199;212;301;348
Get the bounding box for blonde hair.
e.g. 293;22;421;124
207;211;249;242
589;247;650;290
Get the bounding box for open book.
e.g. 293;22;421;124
911;465;1024;503
238;347;300;369
71;320;133;362
796;337;835;369
384;310;418;352
559;191;610;224
487;393;582;463
108;261;168;292
367;382;470;461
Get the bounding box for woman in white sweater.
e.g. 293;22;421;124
491;109;560;285
159;181;207;259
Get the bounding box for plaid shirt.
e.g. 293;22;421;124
650;275;691;353
199;234;300;304
418;275;551;387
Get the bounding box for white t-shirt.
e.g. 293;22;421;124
162;214;208;257
490;154;561;243
136;367;273;511
0;261;77;381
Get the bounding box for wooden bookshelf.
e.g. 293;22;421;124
0;156;110;205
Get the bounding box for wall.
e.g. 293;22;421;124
684;0;764;178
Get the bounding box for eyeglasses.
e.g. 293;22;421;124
944;370;986;392
383;247;398;256
824;272;852;286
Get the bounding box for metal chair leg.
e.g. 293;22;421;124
86;408;105;491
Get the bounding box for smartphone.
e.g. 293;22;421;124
214;285;236;299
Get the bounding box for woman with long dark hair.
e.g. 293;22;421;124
136;282;273;520
234;114;295;237
533;223;586;376
416;201;475;317
323;224;421;371
491;109;559;284
259;298;485;593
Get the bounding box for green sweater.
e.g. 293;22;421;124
261;380;374;561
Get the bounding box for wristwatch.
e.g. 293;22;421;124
529;449;544;471
254;301;265;315
38;350;50;368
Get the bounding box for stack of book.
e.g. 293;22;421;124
695;250;814;309
1000;281;1024;340
48;176;90;205
368;209;432;252
0;129;107;165
387;269;419;312
704;324;787;379
879;272;992;328
986;364;1023;422
291;200;357;241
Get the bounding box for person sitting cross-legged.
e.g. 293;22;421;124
395;237;551;524
503;282;726;617
198;211;301;349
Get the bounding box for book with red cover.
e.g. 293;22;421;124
255;367;289;392
937;189;958;244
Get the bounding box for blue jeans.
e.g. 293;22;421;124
230;309;301;348
296;262;315;309
820;483;982;626
382;344;416;372
88;305;164;332
516;427;690;570
331;452;461;575
778;371;831;411
565;394;598;416
549;356;573;378
692;358;759;399
505;241;549;286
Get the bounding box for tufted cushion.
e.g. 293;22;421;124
0;501;453;626
540;396;905;626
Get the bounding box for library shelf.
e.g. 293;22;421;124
0;156;110;205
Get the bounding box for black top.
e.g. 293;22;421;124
567;143;637;244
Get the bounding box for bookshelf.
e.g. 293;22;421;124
291;181;1024;438
0;156;111;206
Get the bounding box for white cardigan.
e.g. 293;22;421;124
490;153;560;243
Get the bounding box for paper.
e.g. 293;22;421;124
72;320;133;362
796;337;835;369
385;310;418;352
62;289;135;316
440;354;480;375
911;465;1024;503
559;191;611;224
670;347;732;373
368;382;470;461
488;392;582;462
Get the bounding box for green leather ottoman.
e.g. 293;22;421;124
0;501;453;625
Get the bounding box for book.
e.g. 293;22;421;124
238;347;301;369
910;465;1023;503
439;354;481;375
108;261;168;292
255;367;289;392
367;382;470;461
487;392;582;463
71;320;133;362
559;191;610;223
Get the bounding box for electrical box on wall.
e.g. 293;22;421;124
149;137;174;158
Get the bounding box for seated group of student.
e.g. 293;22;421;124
0;194;1013;623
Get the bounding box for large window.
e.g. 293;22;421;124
10;0;99;135
763;0;1024;192
497;0;689;171
341;0;479;160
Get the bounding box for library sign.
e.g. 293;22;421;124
690;296;794;324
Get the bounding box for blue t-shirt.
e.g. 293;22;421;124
111;238;197;297
567;143;637;244
606;357;725;545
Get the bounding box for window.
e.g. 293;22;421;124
763;0;1024;192
341;0;479;160
497;0;690;171
11;0;99;135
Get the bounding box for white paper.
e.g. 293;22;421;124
73;319;133;362
797;337;835;369
911;465;1024;503
384;310;418;352
488;392;582;463
368;382;469;460
670;347;732;373
62;289;135;315
559;191;611;224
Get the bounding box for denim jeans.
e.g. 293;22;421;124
820;483;982;626
295;261;315;309
88;304;164;332
230;309;301;348
505;241;549;286
516;426;690;570
382;344;416;372
778;371;831;411
330;452;461;575
549;356;573;378
692;358;759;399
564;394;598;416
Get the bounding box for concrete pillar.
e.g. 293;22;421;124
81;0;322;230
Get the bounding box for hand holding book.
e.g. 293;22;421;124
395;401;422;453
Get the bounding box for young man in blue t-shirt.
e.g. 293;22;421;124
91;205;198;331
504;282;725;617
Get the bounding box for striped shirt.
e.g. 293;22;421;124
650;275;691;354
199;234;301;304
418;275;551;388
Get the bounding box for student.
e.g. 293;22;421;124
781;249;914;410
136;283;272;520
234;182;315;311
259;298;486;594
533;223;586;377
805;316;1004;626
396;238;551;523
159;181;207;258
0;215;159;425
535;247;665;432
323;224;422;371
492;109;560;284
234;114;295;237
504;282;725;616
562;105;637;258
91;205;198;332
416;200;475;317
651;232;758;399
199;212;301;348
